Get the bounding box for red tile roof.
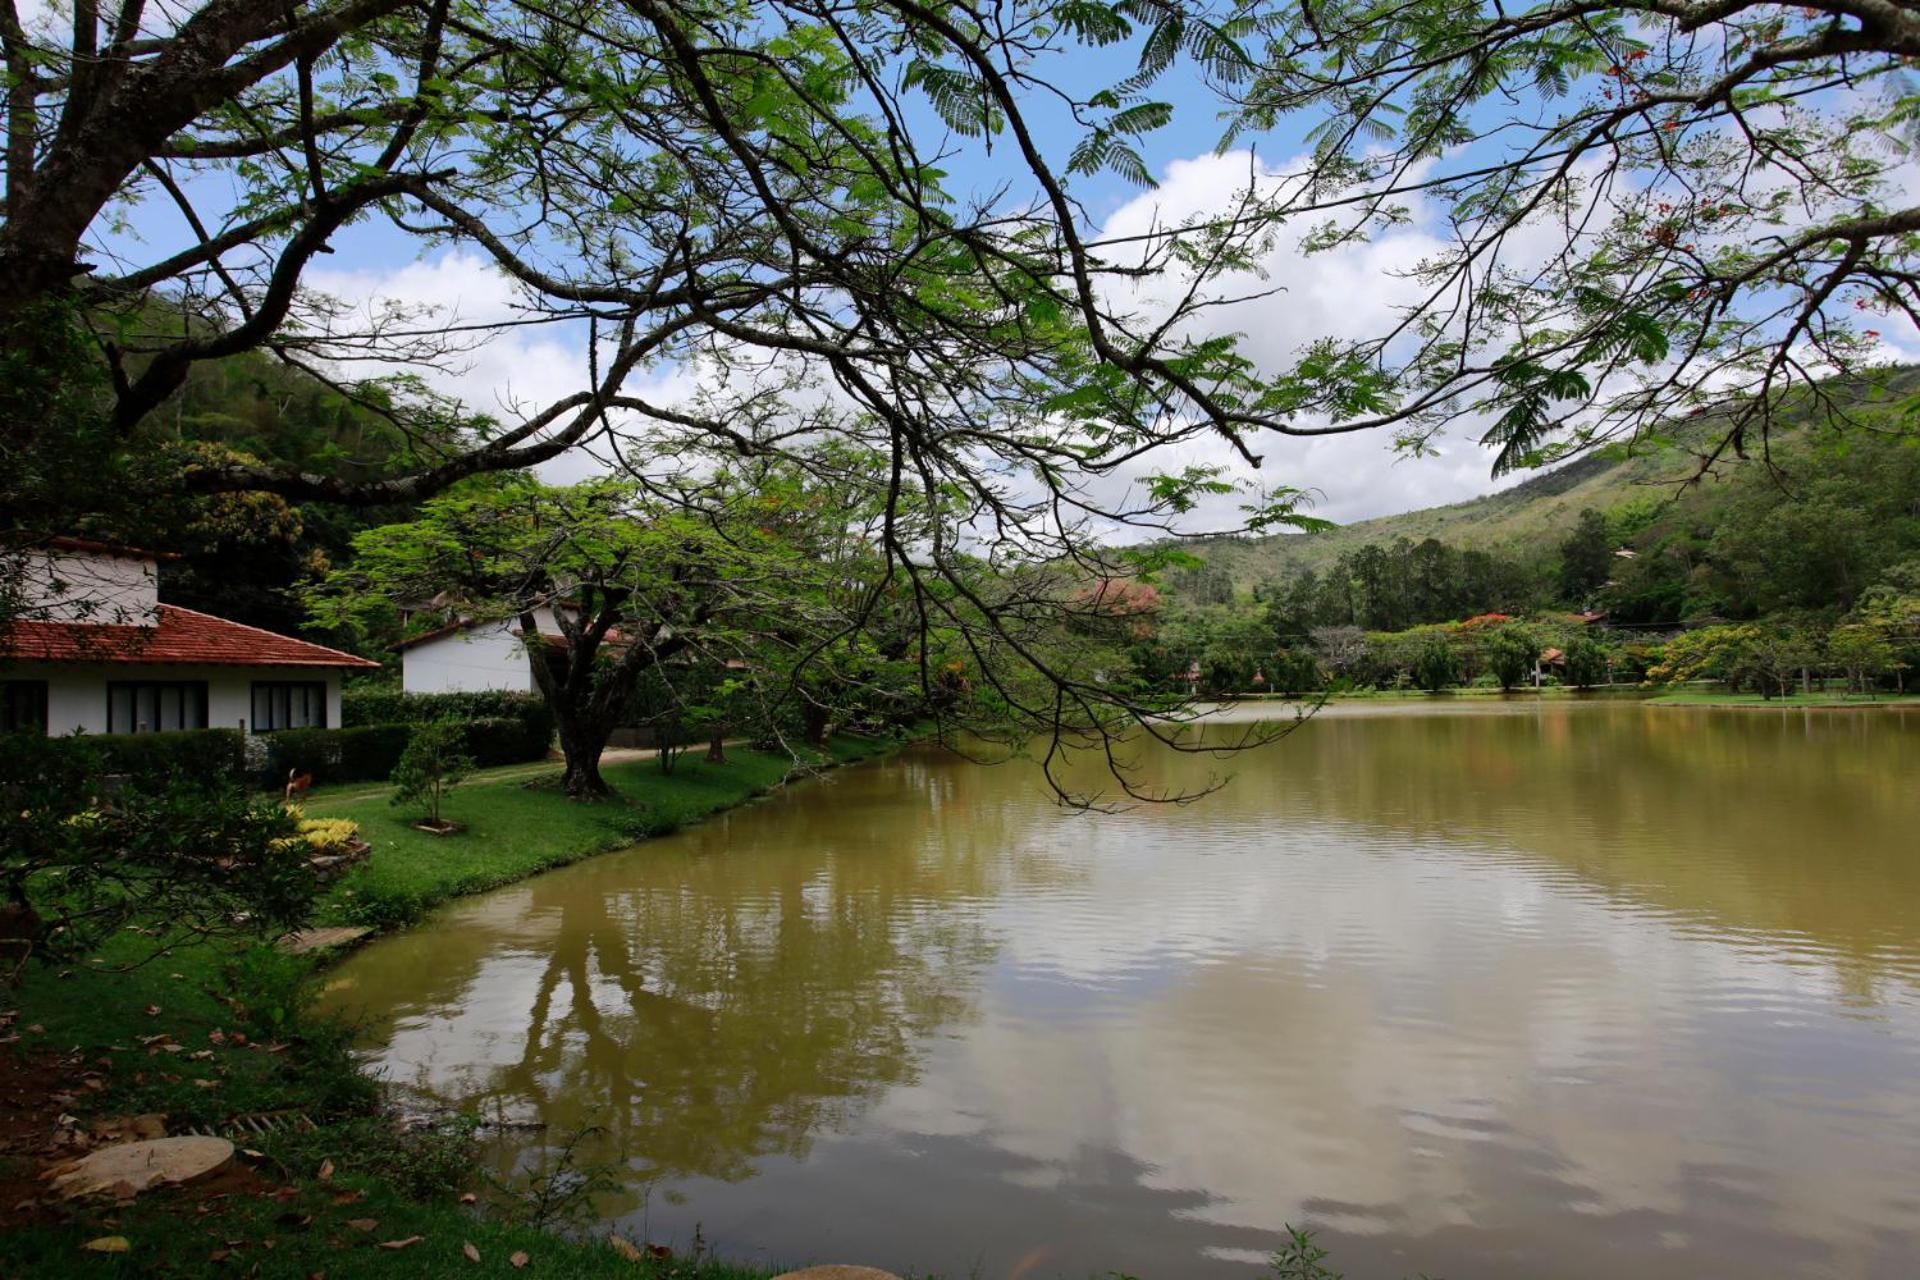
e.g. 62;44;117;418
1;605;381;669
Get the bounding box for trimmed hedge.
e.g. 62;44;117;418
255;724;414;786
461;715;553;768
0;728;246;787
255;715;552;787
343;688;550;734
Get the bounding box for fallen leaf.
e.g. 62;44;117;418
344;1218;378;1233
82;1236;130;1253
377;1236;424;1250
510;1251;529;1269
192;1078;220;1089
463;1241;481;1263
458;1191;477;1205
317;1158;333;1182
330;1189;363;1206
608;1233;643;1262
144;1006;162;1017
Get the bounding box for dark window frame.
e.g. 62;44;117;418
106;680;210;734
1;680;49;734
250;680;328;733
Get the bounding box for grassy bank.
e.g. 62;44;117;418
1228;687;1920;708
307;738;890;931
0;734;902;1279
1640;689;1920;708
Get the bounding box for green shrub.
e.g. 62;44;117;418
0;727;245;786
460;715;553;768
1413;636;1462;691
0;759;313;966
342;689;553;764
344;689;551;738
258;724;413;786
1564;636;1610;689
1487;625;1542;691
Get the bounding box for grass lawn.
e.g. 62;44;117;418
0;732;903;1279
307;741;882;930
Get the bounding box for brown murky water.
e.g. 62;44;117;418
318;703;1920;1279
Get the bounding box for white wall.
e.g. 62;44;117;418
401;622;537;694
20;548;159;624
4;663;342;735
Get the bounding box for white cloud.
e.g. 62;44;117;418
1085;151;1520;533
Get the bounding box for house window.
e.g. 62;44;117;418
106;681;209;734
251;681;327;732
1;681;48;734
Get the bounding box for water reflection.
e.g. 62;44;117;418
322;705;1920;1278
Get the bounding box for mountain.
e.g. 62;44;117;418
1181;369;1920;589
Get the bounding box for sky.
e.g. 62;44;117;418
51;2;1912;536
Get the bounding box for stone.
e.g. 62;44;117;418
49;1136;235;1200
277;926;371;955
772;1269;903;1280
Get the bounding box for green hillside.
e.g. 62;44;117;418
1184;370;1920;589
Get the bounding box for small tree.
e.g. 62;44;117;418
1269;648;1322;696
1310;625;1368;685
1828;625;1895;696
1486;627;1542;692
391;722;475;830
1564;638;1610;690
1413;636;1461;693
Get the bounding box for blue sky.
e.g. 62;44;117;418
55;3;1528;530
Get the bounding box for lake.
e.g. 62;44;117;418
318;702;1920;1279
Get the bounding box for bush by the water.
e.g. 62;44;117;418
0;738;316;966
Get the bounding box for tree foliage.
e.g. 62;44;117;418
1412;634;1462;691
1487;625;1542;691
0;739;314;970
1230;0;1920;473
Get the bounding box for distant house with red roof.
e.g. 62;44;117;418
0;538;378;736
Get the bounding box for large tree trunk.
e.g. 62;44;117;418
554;712;614;800
706;725;728;764
801;701;830;749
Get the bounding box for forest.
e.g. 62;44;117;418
1137;405;1920;699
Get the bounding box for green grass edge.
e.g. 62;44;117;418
1;731;913;1280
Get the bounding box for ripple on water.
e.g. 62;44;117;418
317;708;1920;1280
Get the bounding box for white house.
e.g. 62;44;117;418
0;538;380;736
395;613;554;694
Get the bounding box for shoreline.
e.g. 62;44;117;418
1;731;915;1280
1206;688;1920;712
